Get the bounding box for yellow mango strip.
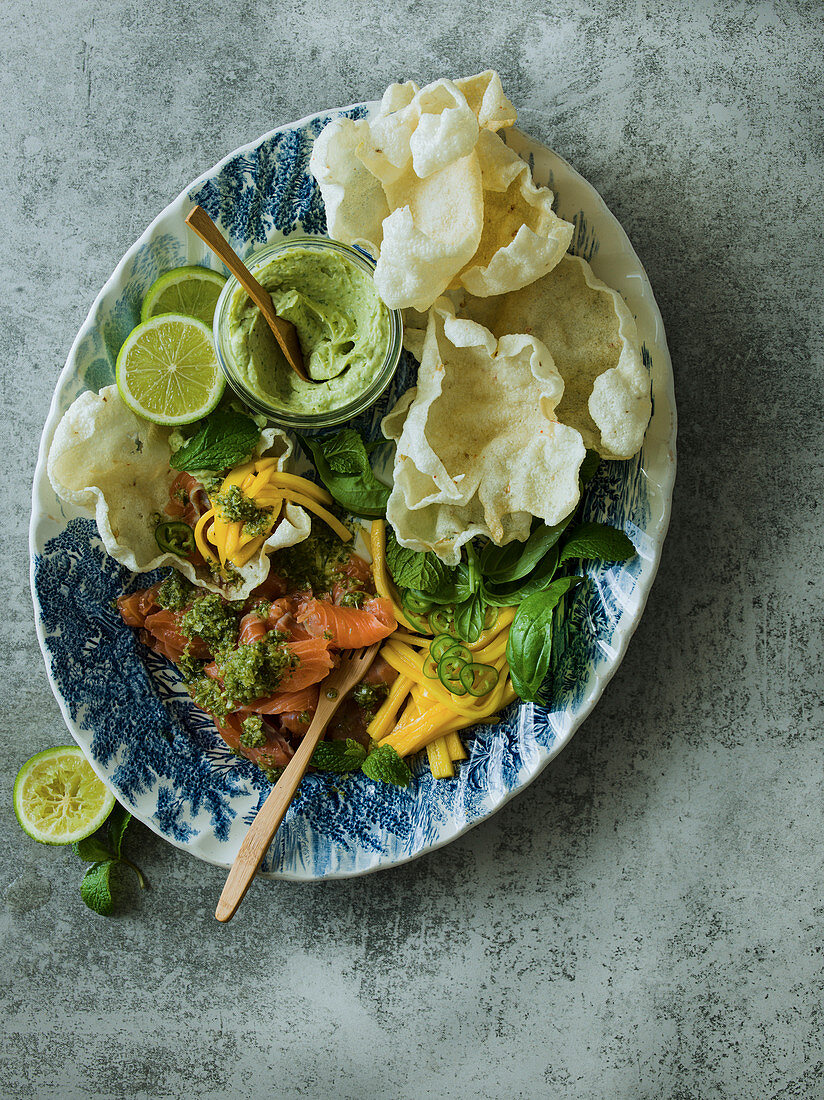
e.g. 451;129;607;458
223;521;243;561
381;670;520;760
444;731;467;762
382;696;507;757
245;468;272;499
232;534;266;568
386;687;423;736
369;519;427;634
277;491;352;542
381;642;479;718
269;472;333;506
193;509;218;563
390;631;430;647
472;633;509;664
469;606;517;651
212;514;228;564
208;459;264;563
220;460;257;490
380;703;458;757
252;493;283;509
366;674;414;740
253;457;278;473
427;737;454;779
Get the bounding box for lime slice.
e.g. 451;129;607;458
116;313;225;425
140;265;227;327
14;746;116;845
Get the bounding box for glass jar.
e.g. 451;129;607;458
213;237;402;429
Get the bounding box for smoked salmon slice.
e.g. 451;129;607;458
143;610;211;661
203;638;335;697
296;597;396;648
117;583;162;627
238;684;319;717
278;638;337;691
217;714;295;768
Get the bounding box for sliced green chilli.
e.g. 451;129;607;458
430;633;458;663
403;589;435;615
437;647;471;696
399;593;432;633
440;643;471;668
155;520;194;557
422;653;440;679
428;606;456;634
459;662;499;697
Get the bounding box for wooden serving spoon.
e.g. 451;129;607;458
185;204;308;382
215;641;381;922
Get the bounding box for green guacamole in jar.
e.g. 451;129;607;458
223;244;392;416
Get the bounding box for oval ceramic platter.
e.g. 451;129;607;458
30;103;676;880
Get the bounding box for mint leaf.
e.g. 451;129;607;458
506;578;582;704
80;861;115;916
311;738;367;774
361;744;412;787
321;429;372;476
107;804;131;859
170;410;259;472
73;834;113;864
302;432;390;518
558;523;635;567
385;527;457;596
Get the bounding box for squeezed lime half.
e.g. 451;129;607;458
14;746;116;845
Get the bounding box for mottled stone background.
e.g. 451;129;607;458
1;1;822;1097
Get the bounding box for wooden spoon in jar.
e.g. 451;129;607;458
215;642;381;922
185;204;308;382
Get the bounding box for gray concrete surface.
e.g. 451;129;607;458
1;1;822;1097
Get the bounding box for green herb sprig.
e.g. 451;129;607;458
382;451;637;701
170;409;260;473
301;430;390;517
73;804;147;916
309;738;411;786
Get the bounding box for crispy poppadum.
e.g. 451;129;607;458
382;300;585;563
47;386;311;598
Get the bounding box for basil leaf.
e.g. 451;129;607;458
169;410;260;472
483;544;560;606
558;522;636;567
453;591;486;644
302;434;390;518
311;738;368;774
506;578;582;703
80;861;115;916
481;519;571;585
72;834;113;864
385;527;458;595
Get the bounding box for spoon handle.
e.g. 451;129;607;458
185;205;307;381
186;206;268;304
214;704;331;923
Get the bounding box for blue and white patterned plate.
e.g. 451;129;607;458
29;104;676;879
